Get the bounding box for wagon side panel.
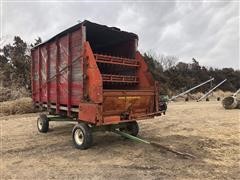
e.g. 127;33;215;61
70;29;84;106
31;27;84;114
48;42;57;104
39;46;48;103
47;28;84;108
58;35;69;105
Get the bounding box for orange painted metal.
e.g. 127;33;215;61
31;21;160;126
102;90;155;118
94;54;140;67
78;103;99;124
102;74;139;83
103;116;121;125
136;51;155;88
83;42;103;103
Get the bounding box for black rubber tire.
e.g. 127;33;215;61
120;121;139;136
37;114;49;133
72;123;93;150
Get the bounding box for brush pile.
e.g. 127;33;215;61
0;87;30;102
0;97;35;115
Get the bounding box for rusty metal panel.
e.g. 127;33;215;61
103;116;120;124
49;42;57;103
46;45;50;109
56;40;60;113
71;29;83;105
78;103;98;124
39;46;48;102
58;35;68;105
67;34;72;116
83;42;103;103
136;51;155;88
102;90;155;118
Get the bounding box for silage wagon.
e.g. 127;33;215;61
31;20;162;149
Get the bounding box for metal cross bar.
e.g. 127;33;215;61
170;78;214;101
233;88;240;97
197;79;227;102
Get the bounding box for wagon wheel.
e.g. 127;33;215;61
37;114;49;133
72;123;93;150
120;121;139;136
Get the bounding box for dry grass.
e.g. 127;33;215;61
1;101;239;179
190;92;204;99
0;97;35;115
173;90;235;101
213;90;233;98
0;86;30;102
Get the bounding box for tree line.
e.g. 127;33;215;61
0;36;239;95
143;52;240;95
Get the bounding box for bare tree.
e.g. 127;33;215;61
158;54;178;70
144;51;178;70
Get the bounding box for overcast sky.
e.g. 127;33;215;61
1;0;239;69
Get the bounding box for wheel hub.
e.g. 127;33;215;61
38;119;43;129
74;129;84;145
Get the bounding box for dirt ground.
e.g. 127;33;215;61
1;101;239;179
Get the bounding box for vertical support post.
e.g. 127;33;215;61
46;45;50;110
67;33;72;116
56;40;60;113
81;25;87;101
38;47;42;104
31;50;35;102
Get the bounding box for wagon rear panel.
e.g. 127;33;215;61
102;90;155;118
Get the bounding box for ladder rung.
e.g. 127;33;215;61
94;54;139;67
102;74;139;83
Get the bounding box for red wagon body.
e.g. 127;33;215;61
31;20;160;127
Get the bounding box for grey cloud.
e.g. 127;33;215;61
2;0;239;69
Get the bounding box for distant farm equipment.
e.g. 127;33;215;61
170;78;227;102
197;79;227;102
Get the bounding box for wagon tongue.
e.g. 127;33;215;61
113;129;196;159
